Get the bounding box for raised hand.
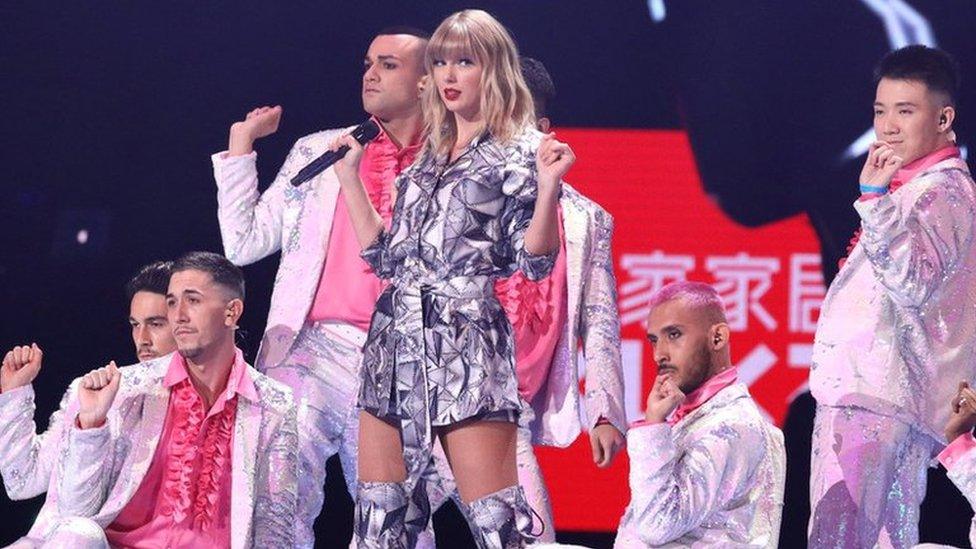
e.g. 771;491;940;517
77;362;122;429
859;141;904;191
228;105;283;156
1;343;43;393
536;132;575;194
645;374;686;424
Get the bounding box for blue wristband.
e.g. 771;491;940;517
859;184;887;194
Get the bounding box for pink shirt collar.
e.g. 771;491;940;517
668;366;739;426
163;348;258;414
890;145;961;190
370;115;423;161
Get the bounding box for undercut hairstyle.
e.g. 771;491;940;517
647;281;727;325
520;56;555;120
377;25;431;41
171;251;245;301
124;261;173;302
874;45;960;106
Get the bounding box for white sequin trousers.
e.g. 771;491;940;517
809;404;938;549
263;321;365;549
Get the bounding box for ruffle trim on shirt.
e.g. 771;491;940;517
193;396;237;530
160;380;237;531
362;151;399;221
496;272;554;333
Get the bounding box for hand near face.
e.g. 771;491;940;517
645;374;686;424
859;141;904;190
1;343;43;393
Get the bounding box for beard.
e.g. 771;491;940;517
677;343;715;394
177;344;204;360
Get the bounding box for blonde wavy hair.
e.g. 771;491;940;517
423;10;536;155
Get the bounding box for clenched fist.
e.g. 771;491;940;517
536;132;575;195
1;343;43;393
77;362;122;430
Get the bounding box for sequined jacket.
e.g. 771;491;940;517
212;127;354;370
810;157;976;440
15;355;298;548
614;383;786;548
528;184;628;446
0;384;69;503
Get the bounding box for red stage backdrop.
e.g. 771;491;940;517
539;128;824;532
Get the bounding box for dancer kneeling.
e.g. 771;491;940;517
34;252;298;548
615;282;786;548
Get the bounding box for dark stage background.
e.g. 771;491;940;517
2;1;975;547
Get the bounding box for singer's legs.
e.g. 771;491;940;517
355;411;411;548
439;419;535;548
438;419;517;504
358;410;407;483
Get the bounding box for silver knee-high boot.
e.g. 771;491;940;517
355;481;410;548
404;479;433;548
466;485;537;549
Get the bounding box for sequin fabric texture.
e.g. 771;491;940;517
809;157;976;547
614;383;786;548
212;127;356;371
0;381;78;541
45;355;298;548
525;184;628;445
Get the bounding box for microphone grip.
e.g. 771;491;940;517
290;145;349;186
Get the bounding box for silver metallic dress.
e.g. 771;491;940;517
358;128;556;488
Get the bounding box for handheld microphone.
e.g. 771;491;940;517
290;119;381;187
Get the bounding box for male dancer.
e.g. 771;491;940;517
0;261;178;543
34;251;297;547
615;282;785;547
211;27;428;547
809;45;976;548
424;57;628;542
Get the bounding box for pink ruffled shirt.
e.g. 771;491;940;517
105;349;257;549
306;120;422;330
632;367;740;429
495;208;568;402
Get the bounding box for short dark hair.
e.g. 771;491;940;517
376;25;430;41
520;56;556;119
874;45;960;105
171;251;245;300
125;261;173;302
